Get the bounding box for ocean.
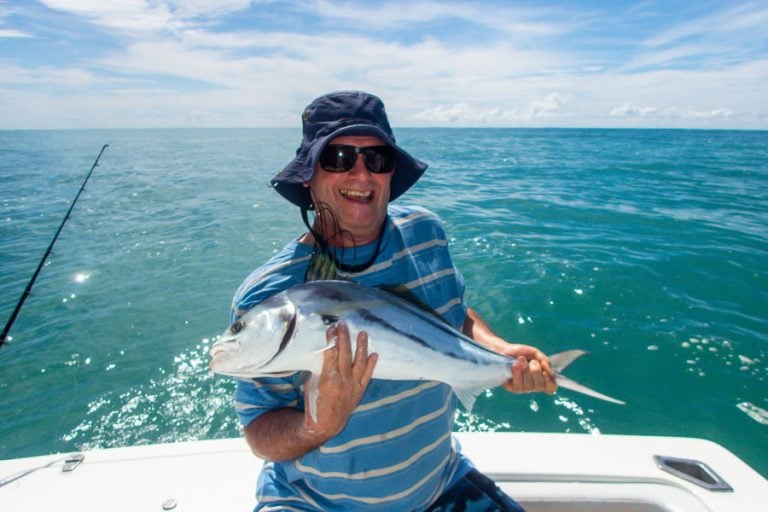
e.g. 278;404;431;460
1;128;766;478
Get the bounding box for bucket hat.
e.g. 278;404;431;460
271;91;428;209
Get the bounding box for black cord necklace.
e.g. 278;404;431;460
301;205;387;275
331;220;386;273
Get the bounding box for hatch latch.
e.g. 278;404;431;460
654;455;733;491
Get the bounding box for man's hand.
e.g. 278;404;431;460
305;322;378;439
463;307;557;395
499;344;557;394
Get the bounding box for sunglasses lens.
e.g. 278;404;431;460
363;146;396;174
319;145;357;172
319;145;396;174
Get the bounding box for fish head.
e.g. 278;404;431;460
209;297;297;377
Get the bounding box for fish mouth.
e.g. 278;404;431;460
209;338;240;369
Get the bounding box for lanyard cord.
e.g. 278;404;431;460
300;205;387;275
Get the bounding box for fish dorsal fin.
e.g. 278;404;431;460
305;251;342;282
378;284;449;324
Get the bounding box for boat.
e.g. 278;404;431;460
1;432;765;511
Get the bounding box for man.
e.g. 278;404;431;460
232;91;556;511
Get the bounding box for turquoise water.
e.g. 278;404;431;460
1;128;766;478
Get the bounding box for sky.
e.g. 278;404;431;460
0;0;766;130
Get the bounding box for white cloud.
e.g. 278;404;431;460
0;1;30;37
524;92;570;118
40;0;179;32
413;103;497;124
411;93;570;125
0;1;765;129
39;0;265;33
677;107;734;119
0;28;31;38
166;0;255;18
0;62;100;87
303;0;571;38
610;104;737;123
644;2;768;48
610;103;658;117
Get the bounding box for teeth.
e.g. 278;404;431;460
340;189;371;198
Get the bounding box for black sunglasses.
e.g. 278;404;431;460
319;144;397;174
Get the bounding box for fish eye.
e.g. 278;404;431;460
321;314;340;326
230;319;246;334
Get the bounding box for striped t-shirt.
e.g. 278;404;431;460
232;205;474;511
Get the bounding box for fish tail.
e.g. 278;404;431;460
549;350;626;405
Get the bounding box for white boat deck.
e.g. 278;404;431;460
1;433;765;511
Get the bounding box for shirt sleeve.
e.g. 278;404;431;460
234;372;306;426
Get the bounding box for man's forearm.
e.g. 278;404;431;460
244;408;328;462
462;307;511;353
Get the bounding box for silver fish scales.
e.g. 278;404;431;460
210;280;624;421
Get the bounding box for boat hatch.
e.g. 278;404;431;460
62;454;85;472
653;455;733;491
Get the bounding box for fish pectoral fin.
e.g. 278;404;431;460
260;371;297;378
306;372;320;423
313;340;337;354
554;373;626;405
453;387;483;413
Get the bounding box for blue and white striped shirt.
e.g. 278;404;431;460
233;205;474;511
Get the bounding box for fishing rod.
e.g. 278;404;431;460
1;144;109;348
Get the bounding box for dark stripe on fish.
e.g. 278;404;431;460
257;308;297;371
357;309;492;365
279;312;297;359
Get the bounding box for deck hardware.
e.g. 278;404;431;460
161;498;178;510
62;453;85;472
654;455;733;491
0;452;85;487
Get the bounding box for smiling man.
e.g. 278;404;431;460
302;135;393;246
230;91;555;511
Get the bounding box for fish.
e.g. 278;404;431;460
210;280;625;421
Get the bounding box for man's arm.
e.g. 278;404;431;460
463;307;557;394
243;323;377;462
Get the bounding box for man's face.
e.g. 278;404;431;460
306;135;393;246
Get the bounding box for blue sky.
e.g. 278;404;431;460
0;0;766;129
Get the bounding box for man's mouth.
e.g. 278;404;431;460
340;189;373;202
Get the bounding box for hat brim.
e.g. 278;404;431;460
271;124;427;209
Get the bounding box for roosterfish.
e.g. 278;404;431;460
210;280;624;421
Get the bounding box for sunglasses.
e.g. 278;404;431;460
319;144;397;174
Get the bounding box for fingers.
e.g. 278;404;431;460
507;356;527;392
354;331;378;386
333;322;353;377
505;356;557;394
323;324;341;376
311;323;376;437
324;322;377;384
530;359;547;390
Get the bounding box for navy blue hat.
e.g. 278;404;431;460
271;91;428;208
